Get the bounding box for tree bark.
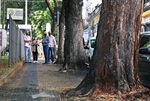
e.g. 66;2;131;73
63;0;84;70
56;0;65;64
66;0;145;97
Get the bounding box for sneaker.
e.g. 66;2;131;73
36;61;38;63
33;61;35;63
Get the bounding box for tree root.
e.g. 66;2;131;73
121;87;150;99
64;70;95;97
91;87;150;100
58;63;68;72
63;83;150;100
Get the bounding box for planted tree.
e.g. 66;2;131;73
66;0;149;99
61;0;85;70
56;0;65;64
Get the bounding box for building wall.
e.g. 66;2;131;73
82;0;92;25
0;29;7;53
88;4;101;37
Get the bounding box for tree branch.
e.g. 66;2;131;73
53;0;58;7
45;0;54;15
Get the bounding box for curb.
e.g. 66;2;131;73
0;61;24;87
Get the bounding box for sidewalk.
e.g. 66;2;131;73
0;58;88;100
35;58;87;91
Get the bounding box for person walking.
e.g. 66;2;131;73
24;31;32;63
48;31;56;63
31;36;39;63
42;32;49;64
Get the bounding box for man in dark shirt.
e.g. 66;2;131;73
42;32;49;64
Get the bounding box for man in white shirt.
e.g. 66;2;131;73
48;31;56;63
24;31;32;63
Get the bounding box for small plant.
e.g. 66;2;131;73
0;68;9;76
0;56;21;76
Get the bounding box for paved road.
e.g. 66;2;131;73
0;59;87;101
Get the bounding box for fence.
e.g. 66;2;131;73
8;15;25;65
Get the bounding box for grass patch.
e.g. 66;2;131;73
0;56;8;68
0;68;9;76
0;56;8;64
0;56;22;76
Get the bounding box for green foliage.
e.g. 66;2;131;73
28;0;52;39
2;0;62;39
0;68;9;76
0;56;8;64
29;9;51;39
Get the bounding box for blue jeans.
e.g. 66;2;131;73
25;46;31;62
43;45;49;63
48;47;54;62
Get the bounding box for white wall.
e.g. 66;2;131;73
0;29;7;51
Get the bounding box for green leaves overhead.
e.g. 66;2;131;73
2;0;62;39
28;1;51;39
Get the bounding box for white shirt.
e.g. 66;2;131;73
49;35;56;47
24;35;31;47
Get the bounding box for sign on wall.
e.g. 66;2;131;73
7;8;23;20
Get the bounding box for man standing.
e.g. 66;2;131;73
24;31;32;63
42;32;49;64
48;31;56;63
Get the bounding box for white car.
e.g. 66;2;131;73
83;32;89;46
84;37;96;62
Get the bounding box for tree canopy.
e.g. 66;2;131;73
28;1;51;39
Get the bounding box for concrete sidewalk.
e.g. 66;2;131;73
0;58;88;101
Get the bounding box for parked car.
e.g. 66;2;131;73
139;33;150;88
84;37;96;62
140;31;150;35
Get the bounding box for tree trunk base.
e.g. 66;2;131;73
64;84;150;100
63;85;150;100
58;63;69;72
121;86;150;99
59;60;88;72
92;87;150;100
54;58;64;64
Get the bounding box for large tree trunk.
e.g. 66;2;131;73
66;0;146;97
62;0;84;70
56;0;65;64
51;21;57;35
